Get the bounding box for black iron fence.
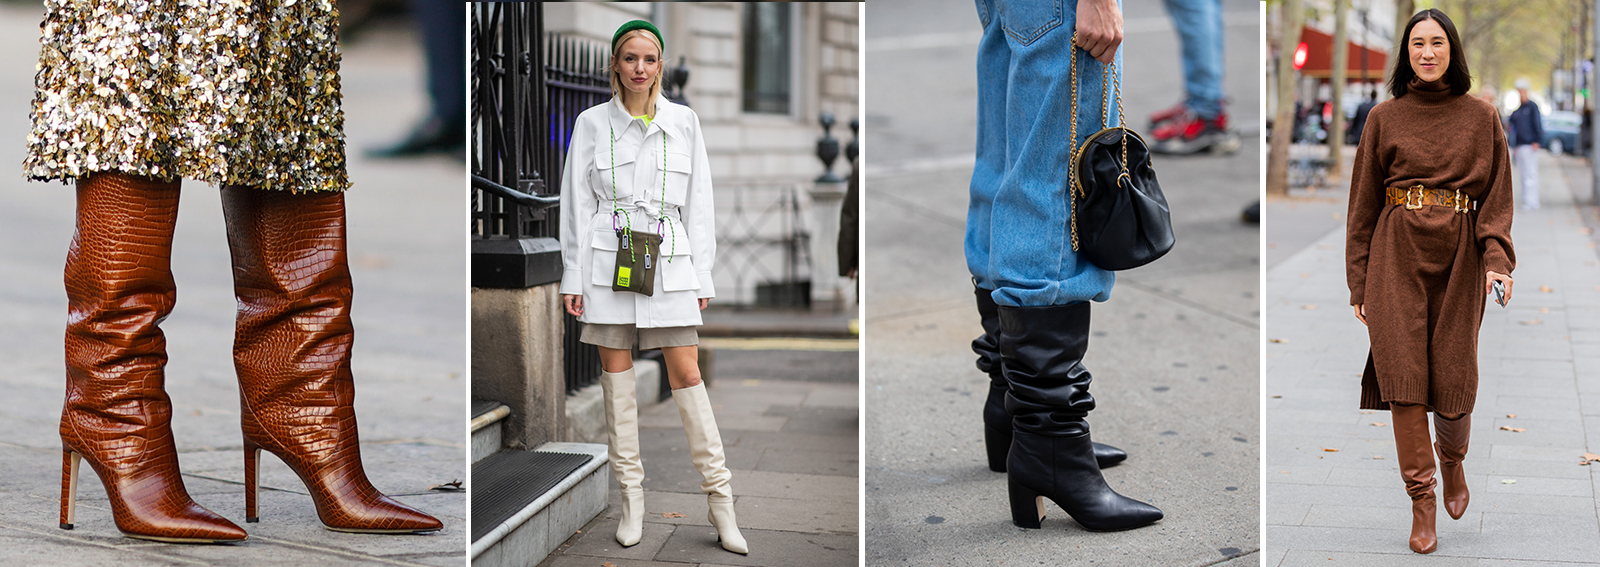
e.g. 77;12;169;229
471;2;608;395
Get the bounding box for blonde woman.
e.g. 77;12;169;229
557;20;746;555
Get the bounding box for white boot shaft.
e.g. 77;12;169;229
673;383;746;553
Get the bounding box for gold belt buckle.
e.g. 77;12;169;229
1405;185;1425;210
1453;190;1468;213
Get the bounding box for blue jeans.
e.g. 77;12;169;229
1163;0;1224;119
966;0;1119;307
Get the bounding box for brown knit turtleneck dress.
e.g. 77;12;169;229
1345;78;1516;416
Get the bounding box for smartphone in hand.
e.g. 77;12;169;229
1493;280;1506;307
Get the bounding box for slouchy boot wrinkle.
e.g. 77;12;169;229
221;186;441;533
1392;403;1438;553
672;383;748;554
973;284;1124;472
60;173;247;543
998;302;1161;532
600;367;645;546
1433;412;1471;520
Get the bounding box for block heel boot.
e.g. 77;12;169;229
600;368;645;546
996;302;1162;532
1392;403;1437;553
59;173;247;543
673;383;749;554
973;285;1125;472
222;187;441;534
1434;413;1470;520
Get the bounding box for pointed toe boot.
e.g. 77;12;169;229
974;286;1126;472
600;368;646;546
1434;413;1471;520
673;384;748;554
222;187;441;534
1392;404;1437;553
60;173;247;543
996;302;1161;532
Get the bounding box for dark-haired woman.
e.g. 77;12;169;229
1345;8;1515;555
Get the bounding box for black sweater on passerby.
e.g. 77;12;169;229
1509;101;1544;147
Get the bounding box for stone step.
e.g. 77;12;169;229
564;358;663;444
471;400;510;463
469;442;609;566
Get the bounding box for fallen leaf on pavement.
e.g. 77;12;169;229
1519;319;1543;326
603;562;618;567
1506;414;1517;418
1370;422;1387;427
1303;304;1318;310
1583;453;1600;465
428;480;464;492
1539;307;1550;313
1270;338;1290;344
1322;447;1339;452
1271;395;1282;398
1540;285;1554;293
1499;426;1526;432
1502;479;1517;484
1372;456;1384;460
663;512;686;518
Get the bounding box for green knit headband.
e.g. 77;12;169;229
612;20;664;54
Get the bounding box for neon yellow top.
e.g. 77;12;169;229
633;114;651;128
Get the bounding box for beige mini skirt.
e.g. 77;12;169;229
579;324;698;351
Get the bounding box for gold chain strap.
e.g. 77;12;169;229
1067;33;1129;252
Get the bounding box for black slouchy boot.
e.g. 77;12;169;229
975;285;1127;472
998;302;1162;532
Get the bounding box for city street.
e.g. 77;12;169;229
863;0;1261;565
535;343;860;567
0;6;466;566
1265;150;1600;565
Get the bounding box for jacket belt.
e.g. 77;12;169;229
1385;185;1478;213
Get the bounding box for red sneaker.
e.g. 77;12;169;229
1147;101;1189;130
1150;111;1239;155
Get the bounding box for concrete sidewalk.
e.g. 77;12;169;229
534;348;860;567
0;7;465;566
1264;151;1600;565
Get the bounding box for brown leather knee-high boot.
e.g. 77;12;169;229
220;186;441;533
60;173;247;543
1391;403;1437;553
1434;413;1471;520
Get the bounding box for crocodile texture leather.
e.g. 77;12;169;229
61;173;248;542
221;187;442;533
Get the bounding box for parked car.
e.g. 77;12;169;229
1543;110;1582;155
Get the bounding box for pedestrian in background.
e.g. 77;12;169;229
1509;78;1544;209
1149;0;1239;156
1345;9;1515;555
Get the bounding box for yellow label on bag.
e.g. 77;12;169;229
616;267;631;287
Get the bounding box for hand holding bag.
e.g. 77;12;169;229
1068;34;1175;270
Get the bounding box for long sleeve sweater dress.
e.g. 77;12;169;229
1345;78;1516;416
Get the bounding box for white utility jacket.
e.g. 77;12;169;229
558;95;716;328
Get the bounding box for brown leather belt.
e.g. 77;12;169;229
1385;185;1478;213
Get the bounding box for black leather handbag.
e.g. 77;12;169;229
1068;37;1175;271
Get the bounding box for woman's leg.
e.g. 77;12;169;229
60;173;247;543
1433;411;1471;519
221;186;440;533
595;344;645;546
1391;402;1438;553
662;345;747;553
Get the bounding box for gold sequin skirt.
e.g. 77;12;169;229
24;0;348;193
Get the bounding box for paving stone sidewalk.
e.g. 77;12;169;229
0;8;466;566
1264;151;1600;565
534;348;860;567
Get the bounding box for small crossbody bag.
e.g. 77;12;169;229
608;120;677;296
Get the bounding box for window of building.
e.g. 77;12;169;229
742;3;793;114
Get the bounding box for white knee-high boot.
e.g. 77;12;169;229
672;383;749;554
601;368;645;546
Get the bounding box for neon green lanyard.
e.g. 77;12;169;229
610;118;676;263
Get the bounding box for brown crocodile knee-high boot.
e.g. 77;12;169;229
60;173;248;543
1434;413;1471;520
1392;403;1437;553
220;186;441;534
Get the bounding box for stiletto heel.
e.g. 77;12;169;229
1008;476;1045;529
244;442;260;523
60;450;80;530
